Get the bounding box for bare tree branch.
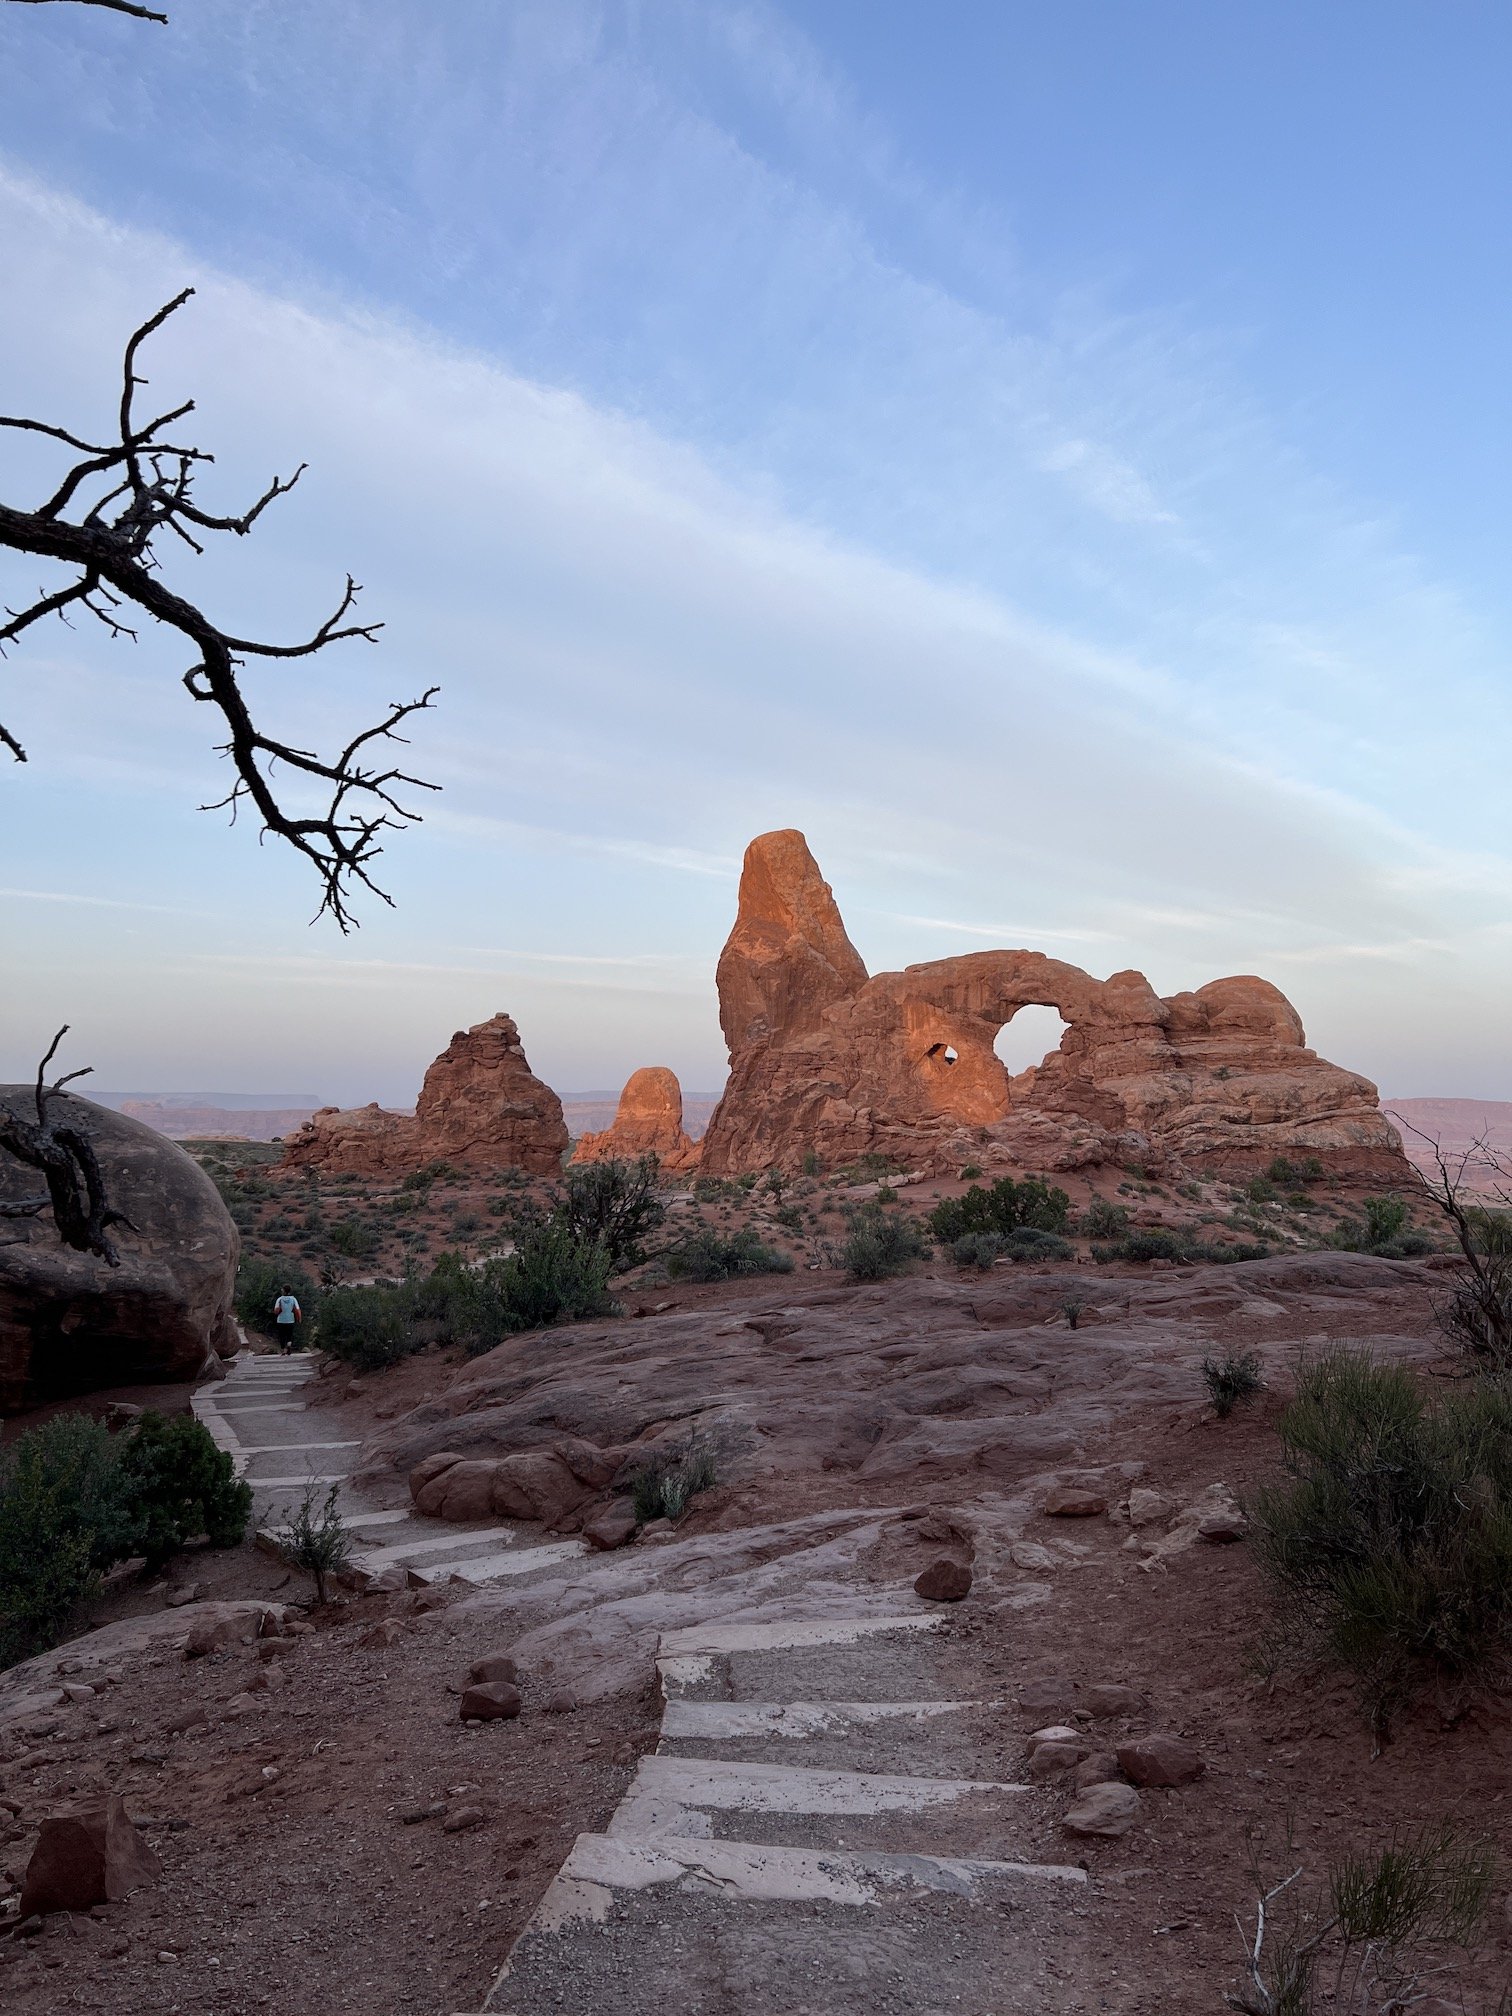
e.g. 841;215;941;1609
0;1027;135;1264
0;290;439;928
5;1;169;22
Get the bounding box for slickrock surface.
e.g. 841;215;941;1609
699;828;1408;1180
281;1014;567;1177
0;1091;238;1409
573;1066;701;1174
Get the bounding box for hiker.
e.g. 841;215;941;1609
272;1287;303;1353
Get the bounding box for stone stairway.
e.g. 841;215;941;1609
463;1613;1089;2016
192;1350;587;1589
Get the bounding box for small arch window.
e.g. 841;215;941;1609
926;1042;959;1066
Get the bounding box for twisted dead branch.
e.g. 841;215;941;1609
0;290;438;929
0;1028;134;1265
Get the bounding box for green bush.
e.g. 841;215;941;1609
1077;1196;1130;1240
315;1284;420;1371
1201;1349;1264;1418
116;1412;252;1562
951;1231;1007;1270
234;1256;319;1336
0;1416;126;1667
1093;1230;1273;1265
0;1410;252;1669
928;1176;1070;1245
486;1219;614;1338
1329;1193;1431;1259
327;1218;377;1260
630;1442;716;1523
1267;1154;1325;1187
1250;1349;1512;1730
666;1228;794;1283
843;1205;927;1280
558;1157;665;1271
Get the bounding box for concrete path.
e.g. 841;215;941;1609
462;1612;1089;2015
192;1350;588;1590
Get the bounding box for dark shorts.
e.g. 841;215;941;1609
275;1322;298;1351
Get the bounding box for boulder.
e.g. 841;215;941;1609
1116;1733;1205;1787
582;1501;639;1551
574;1067;701;1174
466;1654;519;1686
913;1557;972;1602
183;1603;282;1658
696;829;1410;1180
1043;1486;1107;1518
1081;1683;1145;1720
18;1794;161;1915
411;1442;615;1526
459;1682;522;1723
0;1092;238;1409
282;1013;567;1178
1062;1782;1141;1839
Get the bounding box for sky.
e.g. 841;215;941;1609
1;0;1508;1105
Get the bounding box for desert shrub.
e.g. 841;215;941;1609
843;1205;927;1280
1077;1196;1130;1240
1062;1293;1086;1330
1093;1231;1273;1265
559;1156;665;1271
801;1151;821;1177
1266;1154;1325;1188
1246;1175;1279;1204
0;1416;128;1667
486;1219;614;1337
1250;1349;1512;1729
116;1412;252;1563
959;1162;983;1180
316;1284;420;1371
327;1217;377;1260
1330;1194;1431;1259
280;1482;351;1605
1004;1227;1074;1263
928;1176;1070;1244
951;1231;1007;1270
666;1228;794;1283
1233;1822;1496;2016
234;1255;319;1336
629;1442;716;1523
1201;1349;1265;1418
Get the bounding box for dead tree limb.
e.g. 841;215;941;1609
0;290;438;928
1389;1113;1512;1368
4;2;168;22
0;1028;134;1264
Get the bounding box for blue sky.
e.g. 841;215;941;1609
1;0;1508;1104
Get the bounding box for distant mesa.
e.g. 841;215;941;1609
281;1013;566;1177
277;829;1410;1186
118;1099;321;1144
573;1066;702;1174
694;828;1409;1182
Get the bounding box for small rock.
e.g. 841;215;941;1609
582;1503;639;1552
1027;1742;1086;1779
358;1619;406;1650
164;1585;205;1610
256;1637;296;1661
1043;1486;1107;1518
1116;1734;1205;1788
1074;1751;1122;1792
543;1689;578;1715
458;1683;522;1724
913;1557;972;1602
442;1806;486;1834
409;1587;450;1614
1126;1488;1171;1529
1063;1782;1142;1838
363;1565;409;1595
1197;1508;1247;1543
1027;1724;1084;1746
1081;1683;1145;1719
19;1795;162;1917
1009;1541;1056;1571
59;1683;96;1705
399;1802;447;1825
466;1654;519;1687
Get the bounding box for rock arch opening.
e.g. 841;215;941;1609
994;1004;1070;1080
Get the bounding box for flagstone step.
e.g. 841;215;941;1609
658;1613;952;1705
472;1832;1087;2016
658;1696;1000;1776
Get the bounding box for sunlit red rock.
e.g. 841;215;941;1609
573;1066;701;1174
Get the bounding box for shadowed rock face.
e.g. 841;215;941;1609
573;1067;701;1174
0;1092;238;1408
698;830;1408;1180
282;1014;567;1178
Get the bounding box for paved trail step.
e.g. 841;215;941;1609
462;1612;1088;2016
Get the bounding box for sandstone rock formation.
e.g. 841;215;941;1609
0;1092;239;1409
282;1013;567;1178
573;1066;701;1174
698;830;1408;1180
